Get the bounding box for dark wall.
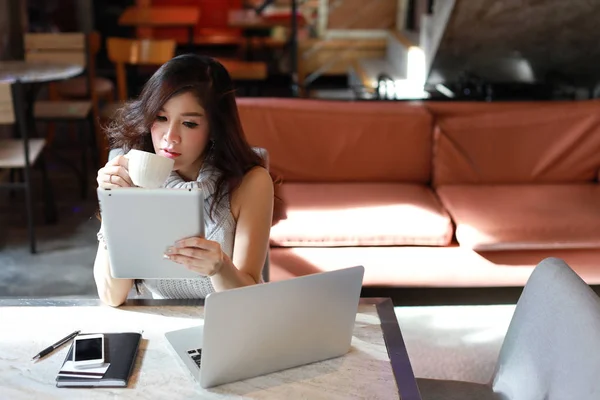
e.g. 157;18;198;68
0;0;27;60
430;0;600;87
92;0;138;71
28;0;94;32
94;0;137;39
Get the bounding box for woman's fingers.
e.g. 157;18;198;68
97;169;131;188
103;173;131;187
165;243;223;277
168;246;208;259
110;155;129;169
97;155;134;188
165;253;212;275
102;165;134;186
174;237;220;251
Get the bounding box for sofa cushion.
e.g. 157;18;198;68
270;183;453;247
269;246;600;287
237;98;433;183
437;184;600;250
432;101;600;186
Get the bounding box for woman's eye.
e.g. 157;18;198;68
155;116;167;122
183;121;198;128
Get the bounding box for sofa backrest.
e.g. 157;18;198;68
424;101;541;118
237;98;433;183
431;100;600;186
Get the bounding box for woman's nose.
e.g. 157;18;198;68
164;124;181;144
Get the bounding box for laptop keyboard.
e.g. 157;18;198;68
187;348;202;369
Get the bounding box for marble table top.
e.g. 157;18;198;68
0;61;83;84
0;298;421;400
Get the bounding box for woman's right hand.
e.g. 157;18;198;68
97;155;134;188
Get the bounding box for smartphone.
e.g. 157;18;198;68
72;334;105;369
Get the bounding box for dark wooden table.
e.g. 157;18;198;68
118;6;201;46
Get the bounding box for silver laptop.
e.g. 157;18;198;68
97;187;205;279
165;265;365;388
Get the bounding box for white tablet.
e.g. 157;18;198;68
97;187;205;279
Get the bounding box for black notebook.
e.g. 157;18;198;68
56;332;142;388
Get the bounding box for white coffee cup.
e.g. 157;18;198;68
125;149;175;189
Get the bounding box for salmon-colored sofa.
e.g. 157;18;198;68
237;98;600;288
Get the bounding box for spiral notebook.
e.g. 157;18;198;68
56;332;142;388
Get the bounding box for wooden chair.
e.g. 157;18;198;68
106;37;177;102
0;81;55;254
25;32;100;199
53;32;115;106
99;38;176;164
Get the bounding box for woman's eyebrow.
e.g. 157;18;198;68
180;112;204;117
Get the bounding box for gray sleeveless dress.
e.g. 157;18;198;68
98;164;236;299
144;164;236;298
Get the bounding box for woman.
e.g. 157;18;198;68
94;54;274;307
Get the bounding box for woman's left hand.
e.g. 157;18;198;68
164;237;225;277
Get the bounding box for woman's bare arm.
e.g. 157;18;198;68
93;238;133;307
209;166;274;291
94;153;135;306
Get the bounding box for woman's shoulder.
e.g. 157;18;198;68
240;166;273;194
230;166;273;217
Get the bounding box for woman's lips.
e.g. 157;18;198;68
161;149;181;159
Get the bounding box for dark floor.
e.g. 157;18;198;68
0;137;102;299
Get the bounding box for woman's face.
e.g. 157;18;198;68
150;91;210;181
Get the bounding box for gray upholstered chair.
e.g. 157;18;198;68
417;257;600;400
105;147;271;283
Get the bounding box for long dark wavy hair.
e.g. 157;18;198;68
106;53;265;217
